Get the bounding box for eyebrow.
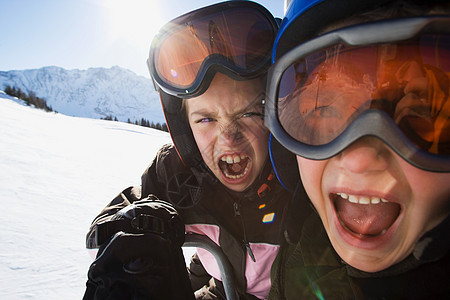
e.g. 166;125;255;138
189;109;217;119
236;97;263;116
237;91;265;115
189;91;265;119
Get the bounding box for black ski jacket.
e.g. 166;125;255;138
86;144;290;300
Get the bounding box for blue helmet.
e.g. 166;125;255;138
268;0;450;190
274;0;406;61
274;0;450;62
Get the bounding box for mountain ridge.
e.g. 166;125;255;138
0;66;164;123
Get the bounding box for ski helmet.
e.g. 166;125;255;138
266;0;450;186
148;1;279;168
273;0;450;61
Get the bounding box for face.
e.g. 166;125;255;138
286;37;450;272
293;52;450;272
186;73;268;192
298;143;450;272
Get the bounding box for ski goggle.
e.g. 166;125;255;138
147;1;278;98
265;17;450;172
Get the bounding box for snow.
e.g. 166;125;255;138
0;92;195;299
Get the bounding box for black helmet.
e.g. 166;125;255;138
148;1;279;168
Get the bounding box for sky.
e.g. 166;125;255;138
0;0;285;78
0;92;202;298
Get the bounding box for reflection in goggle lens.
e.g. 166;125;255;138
155;7;275;89
278;34;450;155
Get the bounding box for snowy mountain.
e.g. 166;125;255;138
0;66;164;124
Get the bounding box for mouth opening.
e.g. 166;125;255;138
331;193;401;237
218;154;251;180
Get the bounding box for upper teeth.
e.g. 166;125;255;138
337;193;388;205
221;154;246;164
220;154;250;179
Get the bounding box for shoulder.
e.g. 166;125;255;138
143;143;185;176
140;143;187;197
156;143;178;160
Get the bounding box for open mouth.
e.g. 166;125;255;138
331;193;401;237
218;153;251;180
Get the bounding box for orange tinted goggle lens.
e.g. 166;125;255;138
154;7;275;89
278;34;450;155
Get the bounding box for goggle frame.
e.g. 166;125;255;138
265;16;450;172
148;0;278;98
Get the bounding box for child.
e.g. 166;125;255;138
84;2;291;300
264;0;450;298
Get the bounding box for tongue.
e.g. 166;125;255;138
335;197;400;236
225;158;248;176
231;163;242;173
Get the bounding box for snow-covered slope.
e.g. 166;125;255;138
0;91;198;299
0;66;164;124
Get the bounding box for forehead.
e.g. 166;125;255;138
186;74;264;114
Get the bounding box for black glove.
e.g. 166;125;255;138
83;197;195;300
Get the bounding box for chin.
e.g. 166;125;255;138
220;177;252;192
330;232;408;273
342;253;395;273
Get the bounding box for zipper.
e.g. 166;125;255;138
233;201;256;262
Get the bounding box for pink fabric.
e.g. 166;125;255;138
185;224;280;300
185;224;222;280
244;243;279;299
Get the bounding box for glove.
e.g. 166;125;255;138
83;197;195;300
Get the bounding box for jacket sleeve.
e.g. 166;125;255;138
85;185;142;249
187;252;213;291
141;143;179;200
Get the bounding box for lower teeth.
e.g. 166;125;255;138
221;161;250;179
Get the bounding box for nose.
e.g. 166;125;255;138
218;122;243;146
337;137;390;174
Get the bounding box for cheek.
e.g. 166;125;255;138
191;127;215;157
242;118;266;136
241;120;268;152
251;130;269;156
402;162;450;223
297;157;327;208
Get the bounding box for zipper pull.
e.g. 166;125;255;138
233;202;240;216
234;202;255;262
244;240;256;262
